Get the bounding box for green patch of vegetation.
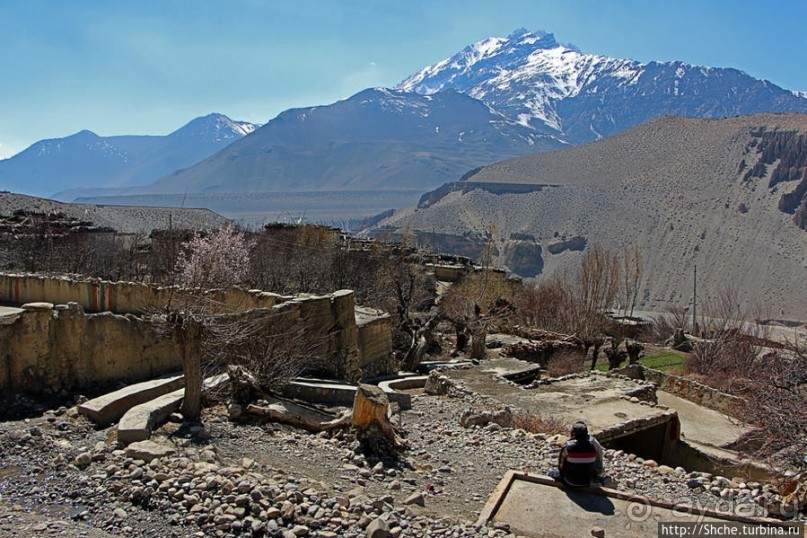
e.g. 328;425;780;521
594;349;685;373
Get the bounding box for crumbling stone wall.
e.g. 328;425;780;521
614;364;744;418
0;274;395;395
0;302;179;394
356;307;394;379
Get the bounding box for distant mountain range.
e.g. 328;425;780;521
365;113;807;318
2;29;806;199
0;114;257;198
134;88;560;194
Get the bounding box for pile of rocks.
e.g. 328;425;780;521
75;439;516;537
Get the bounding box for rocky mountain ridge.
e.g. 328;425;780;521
4;29;807;203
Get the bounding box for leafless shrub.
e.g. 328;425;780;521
685;286;769;379
545;350;589;377
734;340;807;469
507;410;567;436
676;286;804;468
642;305;690;344
201;308;324;404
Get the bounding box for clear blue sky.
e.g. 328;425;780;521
1;0;805;159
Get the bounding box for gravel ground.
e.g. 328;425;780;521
0;382;800;538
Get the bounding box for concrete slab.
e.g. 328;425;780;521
378;376;428;392
0;305;23;325
78;374;184;426
116;374;227;444
657;390;755;448
480;472;795;538
445;365;669;440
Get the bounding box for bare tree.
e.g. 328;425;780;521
619;245;643;319
440;269;516;360
384;257;440;371
513;245;640;370
739;339;807;468
643;305;691;344
438;226;517;360
687;286;769;377
165;224;253;421
578;245;620;319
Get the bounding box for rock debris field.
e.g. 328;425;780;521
0;385;799;537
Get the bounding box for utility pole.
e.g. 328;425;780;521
692;264;697;334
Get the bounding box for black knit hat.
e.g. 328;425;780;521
572;422;588;440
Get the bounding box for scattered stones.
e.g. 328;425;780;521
403;492;425;506
124;440;176;462
366;517;391;538
228;403;243;420
0;377;797;538
73;452;92;468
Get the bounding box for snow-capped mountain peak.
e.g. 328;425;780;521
209;113;258;137
397;29;807;143
177;113;259;141
397;29;642;133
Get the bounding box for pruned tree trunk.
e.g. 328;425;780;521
604;346;627;370
454;320;469;353
172;315;203;421
589;339;604;371
470;327;487;360
626;340;644;364
227;364;269;404
352;384;407;455
400;315;440;372
401;328;429;372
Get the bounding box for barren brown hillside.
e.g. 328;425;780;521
371;114;807;319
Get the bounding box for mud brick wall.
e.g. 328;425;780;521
0;274;395;394
0;302;180;394
357;309;394;378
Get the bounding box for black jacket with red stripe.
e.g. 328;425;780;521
560;436;599;487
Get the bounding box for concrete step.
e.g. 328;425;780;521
78;374;184;426
116;374;228;444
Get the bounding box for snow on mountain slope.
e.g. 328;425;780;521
398;29;807;143
177;113;259;141
399;30;641;133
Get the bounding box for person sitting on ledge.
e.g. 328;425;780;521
554;421;605;487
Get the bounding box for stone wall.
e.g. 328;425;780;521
0;274;395;395
356;306;394;378
424;264;466;282
613;364;744;418
0;302;179;395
